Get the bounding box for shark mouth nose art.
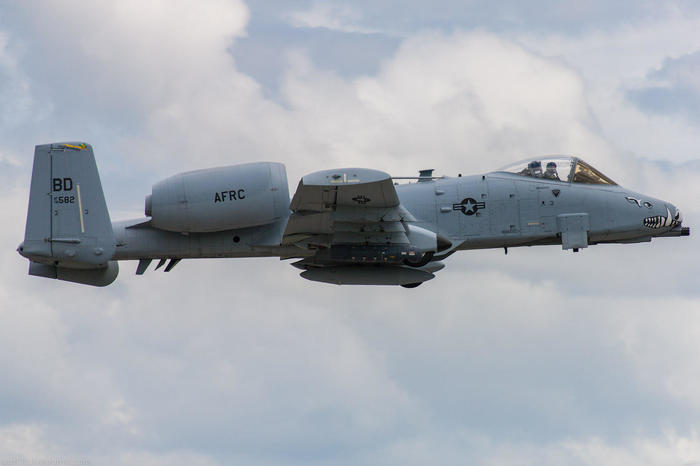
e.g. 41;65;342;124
643;207;683;229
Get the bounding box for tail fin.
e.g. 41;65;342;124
19;142;118;286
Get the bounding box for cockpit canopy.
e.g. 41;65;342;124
498;156;616;185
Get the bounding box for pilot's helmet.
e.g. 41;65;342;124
528;161;542;169
546;162;557;169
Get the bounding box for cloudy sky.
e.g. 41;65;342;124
1;1;700;464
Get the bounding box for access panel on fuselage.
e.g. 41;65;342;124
435;180;460;240
515;179;545;236
515;178;574;238
537;181;571;233
487;176;519;236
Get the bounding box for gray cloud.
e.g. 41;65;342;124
627;50;700;122
256;0;699;35
1;1;699;465
235;1;700;102
232;25;400;102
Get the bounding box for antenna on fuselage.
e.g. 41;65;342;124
392;169;444;182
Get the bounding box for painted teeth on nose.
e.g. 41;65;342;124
643;215;665;229
664;207;672;227
643;206;679;229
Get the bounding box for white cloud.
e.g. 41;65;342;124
1;1;700;465
286;31;612;174
514;13;700;163
6;1;618;181
0;32;34;138
474;433;700;466
0;424;55;460
23;0;249;111
287;1;377;34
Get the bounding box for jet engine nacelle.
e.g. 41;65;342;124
146;162;290;233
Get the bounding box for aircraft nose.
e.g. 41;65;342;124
641;200;687;234
674;206;684;225
667;204;690;236
663;203;690;236
666;203;683;227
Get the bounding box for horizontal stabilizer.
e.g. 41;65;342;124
28;261;119;287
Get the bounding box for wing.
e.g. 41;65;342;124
282;168;416;251
283;167;453;286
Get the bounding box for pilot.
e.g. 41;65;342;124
543;161;560;180
528;160;543;177
519;160;543;177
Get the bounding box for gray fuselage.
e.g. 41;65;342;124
110;171;681;261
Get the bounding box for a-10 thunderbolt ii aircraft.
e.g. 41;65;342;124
18;142;690;288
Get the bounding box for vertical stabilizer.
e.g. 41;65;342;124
19;142;117;285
